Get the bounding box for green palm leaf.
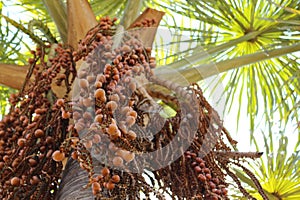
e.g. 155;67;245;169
233;129;300;199
4;0;65;42
149;0;300;138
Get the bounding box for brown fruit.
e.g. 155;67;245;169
111;175;120;183
35;108;44;114
3;155;9;163
122;151;135;162
127;110;137;119
12;158;20;168
199;162;206;168
101;167;110;176
52;150;65;162
17;138;26;147
121;106;131;114
106;101;118;112
46;136;54;144
83;112;92;120
222;188;228;195
197;174;206;182
209;181;216;189
94;81;102;89
196;157;204;163
87;75;95;83
82;98;92;107
109;94;120;102
94;88;106;100
203;168;210;174
75;122;85;132
84;140;93;149
73;111;81;120
92;182;101;194
94;114;103;123
106;182;115;190
205;173;212;180
34;129;44;138
28;158;38;167
10;177;20;186
78;71;87;78
210;195;218;200
121;45;131;52
109;142;118;151
96;74;106;83
62;111;71;119
107;124;120;137
79;79;89;88
126;116;136;127
212;178;220;184
56;99;65;107
30;176;39;185
194;166;202;173
112;156;123;167
93;134;101;144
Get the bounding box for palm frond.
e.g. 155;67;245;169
4;0;62;41
232;129;300;199
0;8;30;64
90;0;128;20
148;0;300;136
0;85;15;118
1;14;45;46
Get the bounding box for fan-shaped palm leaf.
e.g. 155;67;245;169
232;129;300;199
148;0;300;139
4;0;65;42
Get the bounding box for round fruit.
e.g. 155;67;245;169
101;167;110;176
52;150;65;162
112;156;123;167
10;177;20;186
111;175;120;183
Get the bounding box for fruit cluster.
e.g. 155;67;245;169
0;16;268;200
186;151;228;200
0;44;76;199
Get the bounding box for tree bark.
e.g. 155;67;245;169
55;159;92;200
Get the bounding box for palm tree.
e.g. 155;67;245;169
0;0;299;199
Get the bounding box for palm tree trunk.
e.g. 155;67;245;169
56;159;93;200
